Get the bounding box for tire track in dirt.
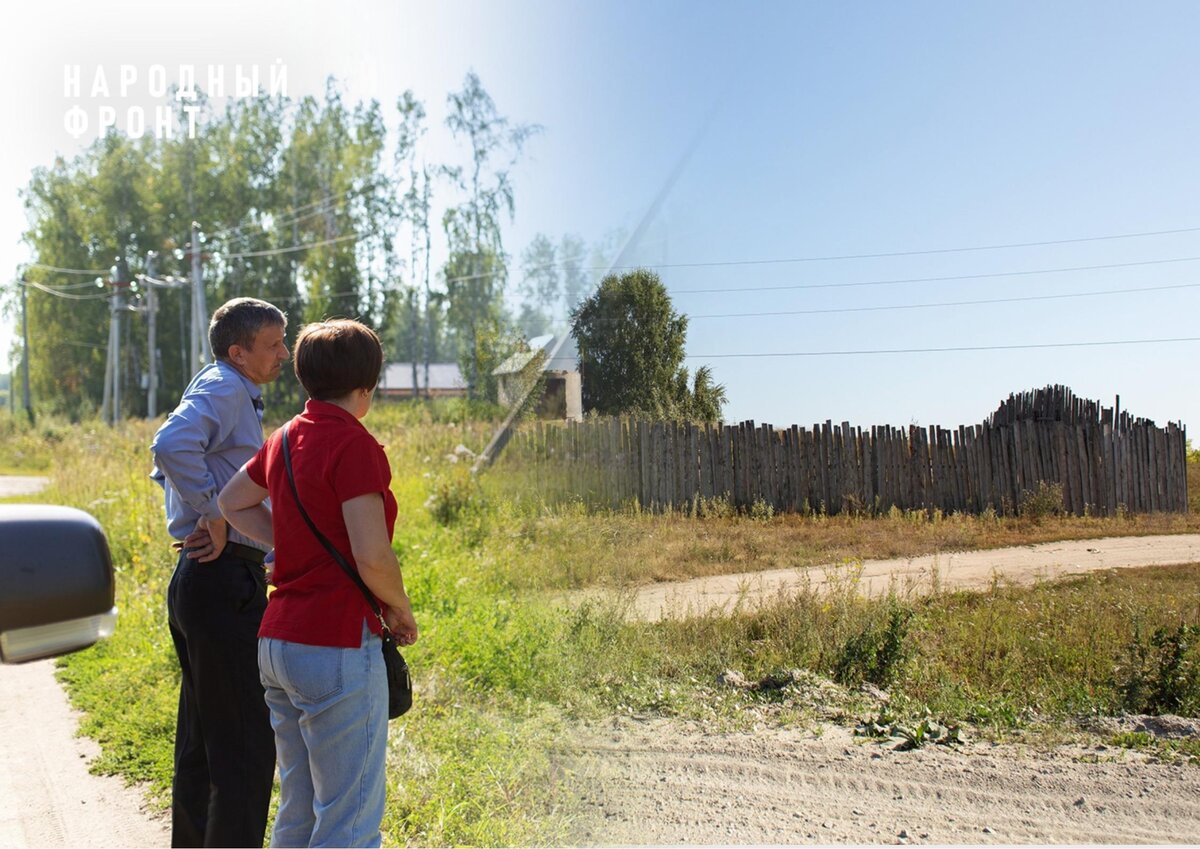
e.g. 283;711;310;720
571;719;1200;845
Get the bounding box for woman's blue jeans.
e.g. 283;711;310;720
258;622;388;848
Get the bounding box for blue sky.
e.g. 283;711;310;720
2;1;1198;434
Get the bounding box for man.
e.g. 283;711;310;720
150;297;288;848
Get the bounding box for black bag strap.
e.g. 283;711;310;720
280;421;389;635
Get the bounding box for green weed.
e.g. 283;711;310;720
834;603;913;688
1117;622;1200;715
1019;481;1064;521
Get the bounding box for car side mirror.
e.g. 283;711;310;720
0;505;117;663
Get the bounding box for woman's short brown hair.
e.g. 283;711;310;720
293;319;383;401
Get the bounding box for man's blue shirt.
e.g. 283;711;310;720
150;360;269;551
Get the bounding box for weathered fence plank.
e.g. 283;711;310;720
500;386;1187;518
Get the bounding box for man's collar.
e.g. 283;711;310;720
214;359;263;404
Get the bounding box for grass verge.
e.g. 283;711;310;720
6;407;1197;847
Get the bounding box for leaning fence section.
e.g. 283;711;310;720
496;388;1188;517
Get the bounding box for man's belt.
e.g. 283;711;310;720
225;542;267;565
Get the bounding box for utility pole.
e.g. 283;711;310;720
137;259;188;420
190;222;210;376
104;256;131;426
20;279;33;423
144;251;158;417
114;280;122;426
421;166;433;399
101;288;112;421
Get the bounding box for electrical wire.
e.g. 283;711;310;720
670;254;1200;295
442;222;1200;287
206;186;367;240
686;281;1200;319
46;339;106;350
21;279;110;301
26;263;110;275
621;224;1200;270
685;337;1200;359
222;233;361;259
502;281;1200;326
16;277;103;291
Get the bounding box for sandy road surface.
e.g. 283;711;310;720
627;534;1200;621
0;659;170;848
0;476;50;499
574;718;1200;845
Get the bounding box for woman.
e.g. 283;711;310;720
218;318;418;848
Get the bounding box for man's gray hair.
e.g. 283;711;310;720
209;298;287;360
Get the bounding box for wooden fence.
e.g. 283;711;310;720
497;387;1189;517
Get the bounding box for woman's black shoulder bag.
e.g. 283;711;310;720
280;421;412;718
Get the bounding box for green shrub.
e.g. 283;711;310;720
834;603;913;688
1019;481;1064;521
1117;622;1200;715
747;498;775;521
425;463;484;527
693;495;735;519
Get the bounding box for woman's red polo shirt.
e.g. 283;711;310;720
245;399;398;648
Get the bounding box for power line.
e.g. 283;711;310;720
222;233;361;259
206;186;367;240
448;222;1200;288
685;337;1200;359
687;281;1200;319
21;279;110;301
625;224;1200;270
47;339;107;350
670;254;1200;295
16;276;103;291
503;281;1200;327
211;202;348;246
439;224;1200;289
26;263;110;275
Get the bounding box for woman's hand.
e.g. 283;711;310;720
384;600;418;646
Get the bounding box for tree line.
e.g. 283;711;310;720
9;72;724;422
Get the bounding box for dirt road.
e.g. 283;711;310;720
571;534;1200;844
627;533;1200;621
574;717;1200;845
0;476;49;499
0;659;169;847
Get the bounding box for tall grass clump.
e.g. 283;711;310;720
1117;621;1200;716
0;411;71;473
1019;481;1064;521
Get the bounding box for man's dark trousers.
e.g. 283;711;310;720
167;546;276;848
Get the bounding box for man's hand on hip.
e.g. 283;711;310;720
188;516;228;563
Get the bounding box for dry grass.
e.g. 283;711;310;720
493;504;1200;591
